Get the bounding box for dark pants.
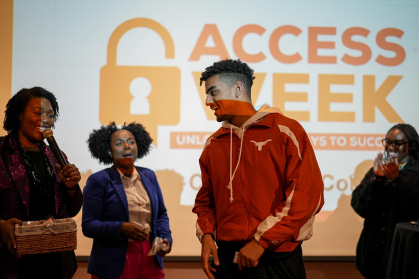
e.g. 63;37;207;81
18;251;76;279
211;241;306;279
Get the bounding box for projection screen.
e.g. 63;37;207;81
1;0;418;257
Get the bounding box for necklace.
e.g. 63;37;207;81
18;138;56;198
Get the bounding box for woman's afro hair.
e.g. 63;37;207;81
87;122;153;165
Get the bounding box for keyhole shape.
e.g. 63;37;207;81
130;77;152;115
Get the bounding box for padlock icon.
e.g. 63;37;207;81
100;18;180;147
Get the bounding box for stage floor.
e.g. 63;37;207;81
74;261;363;279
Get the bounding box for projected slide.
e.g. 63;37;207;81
1;0;418;256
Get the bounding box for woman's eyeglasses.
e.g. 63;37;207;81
382;138;409;149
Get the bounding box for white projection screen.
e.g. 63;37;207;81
1;0;418;257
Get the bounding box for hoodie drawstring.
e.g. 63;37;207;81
227;126;245;202
222;105;282;203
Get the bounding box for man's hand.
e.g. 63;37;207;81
0;218;23;255
237;239;265;271
120;222;149;241
201;234;219;279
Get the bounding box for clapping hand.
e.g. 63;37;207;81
382;156;399;181
374;152;399;180
374;153;385;176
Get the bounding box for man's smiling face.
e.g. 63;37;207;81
205;74;237;122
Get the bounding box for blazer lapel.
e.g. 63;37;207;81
137;167;156;225
109;166;129;220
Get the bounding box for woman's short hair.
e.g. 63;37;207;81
87;122;153;165
388;123;419;161
3;87;59;132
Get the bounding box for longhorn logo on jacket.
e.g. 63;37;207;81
250;139;272;151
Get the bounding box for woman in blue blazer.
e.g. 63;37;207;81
82;122;172;279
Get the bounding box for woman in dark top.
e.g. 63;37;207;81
351;124;419;279
0;87;83;279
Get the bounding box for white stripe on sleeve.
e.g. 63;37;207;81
254;184;296;241
278;125;302;160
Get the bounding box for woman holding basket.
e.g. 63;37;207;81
0;87;83;279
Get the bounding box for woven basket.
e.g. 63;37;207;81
15;218;77;257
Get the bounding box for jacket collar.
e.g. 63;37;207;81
108;165;154;221
108;165;129;219
116;166;141;182
213;114;274;138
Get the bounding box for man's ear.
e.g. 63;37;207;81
108;151;112;158
235;81;244;98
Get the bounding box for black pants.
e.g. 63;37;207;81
18;251;76;279
211;241;306;279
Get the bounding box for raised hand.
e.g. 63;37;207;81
374;153;385;176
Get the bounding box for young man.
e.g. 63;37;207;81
192;59;324;279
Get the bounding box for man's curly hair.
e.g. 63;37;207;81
200;59;255;97
387;123;419;162
3;87;59;132
87;122;153;165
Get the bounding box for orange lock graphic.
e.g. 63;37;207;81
100;18;180;147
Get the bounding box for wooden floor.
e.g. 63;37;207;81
74;261;364;279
